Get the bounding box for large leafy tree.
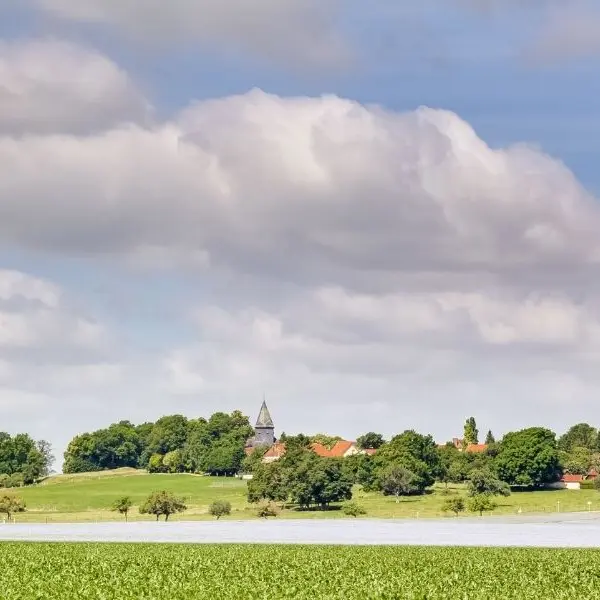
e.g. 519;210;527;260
560;446;593;475
494;427;561;487
558;423;598;453
374;430;441;493
0;433;53;482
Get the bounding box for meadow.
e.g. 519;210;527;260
9;468;600;522
1;543;600;599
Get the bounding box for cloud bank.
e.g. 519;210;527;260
1;40;599;463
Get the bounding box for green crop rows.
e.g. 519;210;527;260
1;543;600;599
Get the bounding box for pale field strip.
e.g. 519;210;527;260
2;514;600;547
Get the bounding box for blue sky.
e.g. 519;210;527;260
1;0;600;466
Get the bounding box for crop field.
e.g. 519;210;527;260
12;468;600;522
1;543;600;599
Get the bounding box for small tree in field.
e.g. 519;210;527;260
0;494;26;520
139;490;186;521
468;494;496;516
256;502;279;519
342;501;367;517
209;500;231;519
111;496;133;522
379;465;419;502
442;497;465;517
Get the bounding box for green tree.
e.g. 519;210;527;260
485;430;495;445
442;497;465;516
464;417;479;445
289;455;353;509
561;446;593;475
467;469;510;497
558;423;598;453
495;427;560;487
209;500;231;519
147;453;166;473
468;494;496;516
594;477;600;492
247;461;289;505
111;496;133;521
143;415;189;461
379;465;419;501
139;491;186;521
356;432;385;450
162;450;185;473
0;494;25;520
374;430;441;493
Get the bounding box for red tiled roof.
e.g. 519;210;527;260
328;440;355;457
465;443;488;453
310;442;332;457
262;442;286;459
561;473;584;483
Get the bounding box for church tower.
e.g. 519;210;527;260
254;399;275;447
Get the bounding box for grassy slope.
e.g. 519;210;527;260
10;468;600;522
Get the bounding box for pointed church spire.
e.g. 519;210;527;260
255;399;274;429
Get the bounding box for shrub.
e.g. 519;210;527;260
442;497;465;516
0;494;26;520
209;500;232;519
594;478;600;492
256;502;279;519
0;474;9;488
8;473;23;488
342;501;367;517
468;494;497;516
579;480;595;490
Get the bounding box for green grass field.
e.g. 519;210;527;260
7;468;600;522
1;543;600;599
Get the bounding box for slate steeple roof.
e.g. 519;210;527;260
255;399;274;429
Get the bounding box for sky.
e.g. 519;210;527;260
2;0;600;467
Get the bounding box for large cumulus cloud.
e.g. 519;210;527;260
1;87;599;289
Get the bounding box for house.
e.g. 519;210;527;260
259;439;375;464
548;471;597;490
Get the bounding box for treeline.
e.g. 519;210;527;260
0;433;53;487
248;421;600;509
63;411;253;475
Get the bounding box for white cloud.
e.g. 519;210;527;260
0;39;149;135
1;43;600;457
0;88;599;289
32;0;348;67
